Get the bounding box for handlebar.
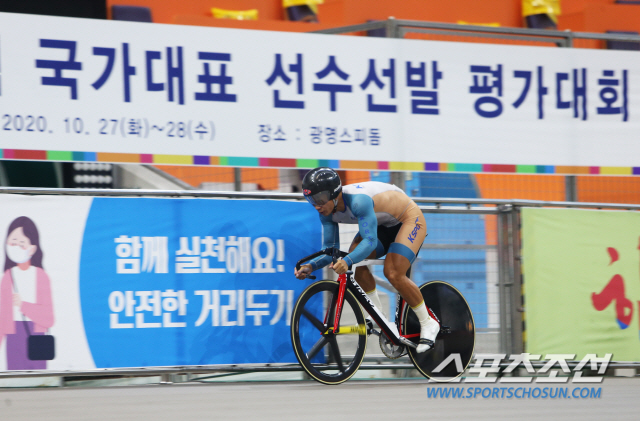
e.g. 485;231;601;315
295;248;349;280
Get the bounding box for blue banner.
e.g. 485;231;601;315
79;198;320;368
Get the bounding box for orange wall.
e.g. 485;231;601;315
107;1;640;34
172;14;336;31
154;166;280;190
108;0;285;23
559;3;640;33
475;173;640;205
475;174;567;201
561;0;613;15
317;0;523;27
577;176;640;204
108;0;524;28
343;170;370;184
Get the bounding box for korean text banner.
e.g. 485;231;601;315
522;207;640;361
0;12;639;170
0;194;320;370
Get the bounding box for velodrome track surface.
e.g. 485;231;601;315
1;378;637;420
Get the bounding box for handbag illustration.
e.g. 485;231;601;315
25;325;55;361
12;275;55;361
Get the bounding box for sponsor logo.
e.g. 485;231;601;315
303;189;312;195
407;217;421;243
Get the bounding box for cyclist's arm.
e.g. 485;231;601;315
343;194;377;267
308;215;339;271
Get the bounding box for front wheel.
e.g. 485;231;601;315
401;280;475;381
291;280;367;385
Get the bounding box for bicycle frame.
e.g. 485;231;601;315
296;248;417;349
333;269;418;349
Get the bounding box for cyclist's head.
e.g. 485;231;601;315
302;167;342;208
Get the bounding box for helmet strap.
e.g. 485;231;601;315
332;197;339;213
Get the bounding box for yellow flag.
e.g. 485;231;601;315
522;0;561;23
211;8;259;21
282;0;324;14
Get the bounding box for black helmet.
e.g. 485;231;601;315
302;167;342;206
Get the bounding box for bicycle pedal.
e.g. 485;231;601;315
366;319;381;336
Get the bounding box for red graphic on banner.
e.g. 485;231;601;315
592;273;633;329
591;243;640;331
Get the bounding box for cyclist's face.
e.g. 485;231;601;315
313;199;335;216
304;190;334;215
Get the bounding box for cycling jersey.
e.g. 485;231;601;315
309;181;426;271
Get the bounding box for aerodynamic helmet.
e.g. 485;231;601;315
301;167;342;206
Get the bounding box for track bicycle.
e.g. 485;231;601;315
291;248;475;385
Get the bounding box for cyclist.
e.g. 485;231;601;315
294;167;439;353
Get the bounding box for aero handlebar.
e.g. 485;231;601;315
295;248;349;280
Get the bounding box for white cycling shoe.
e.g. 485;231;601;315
416;317;440;353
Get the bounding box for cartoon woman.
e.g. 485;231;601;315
0;216;54;370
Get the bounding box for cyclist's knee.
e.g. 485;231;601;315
383;266;404;286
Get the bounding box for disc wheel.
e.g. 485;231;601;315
291;280;367;385
401;280;475;381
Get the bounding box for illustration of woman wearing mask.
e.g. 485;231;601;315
0;216;54;370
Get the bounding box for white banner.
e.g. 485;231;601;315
0;12;638;169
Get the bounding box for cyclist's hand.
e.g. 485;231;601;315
330;259;348;275
295;264;313;279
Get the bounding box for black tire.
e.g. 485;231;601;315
401;281;475;381
291;280;367;385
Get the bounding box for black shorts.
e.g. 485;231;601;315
351;223;402;258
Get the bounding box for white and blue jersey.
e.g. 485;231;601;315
309;181;424;270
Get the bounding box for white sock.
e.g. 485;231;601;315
412;302;431;326
366;288;383;313
412;301;439;353
365;288;384;329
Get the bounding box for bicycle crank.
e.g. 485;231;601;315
379;335;406;359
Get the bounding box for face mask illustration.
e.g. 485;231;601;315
7;245;33;264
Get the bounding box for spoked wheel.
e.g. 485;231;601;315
291;280;367;385
401;280;475;381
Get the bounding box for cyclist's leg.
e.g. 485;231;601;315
348;234;382;322
350;223;403;290
348;234;377;292
381;207;426;306
383;209;439;353
383;253;422;306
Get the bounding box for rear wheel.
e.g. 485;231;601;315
401;281;475;381
291;280;367;385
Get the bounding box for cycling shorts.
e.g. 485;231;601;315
351;201;426;264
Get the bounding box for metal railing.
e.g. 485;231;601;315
0;187;638;383
4;187;639;211
311;18;640;48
